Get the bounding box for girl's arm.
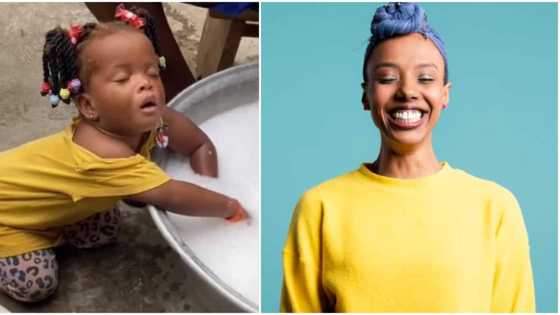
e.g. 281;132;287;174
162;106;218;177
129;179;246;221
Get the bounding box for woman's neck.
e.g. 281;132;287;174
371;138;442;179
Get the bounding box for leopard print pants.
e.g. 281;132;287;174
0;207;121;303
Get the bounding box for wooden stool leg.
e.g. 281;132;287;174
218;20;245;72
196;13;245;79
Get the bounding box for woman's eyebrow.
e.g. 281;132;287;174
373;62;439;70
374;62;399;70
416;63;438;70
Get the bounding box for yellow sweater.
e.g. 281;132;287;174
281;163;535;312
0;120;170;257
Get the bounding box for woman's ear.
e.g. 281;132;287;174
362;92;370;110
442;82;452;105
76;93;99;121
361;82;370;110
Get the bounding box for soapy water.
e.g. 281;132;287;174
164;102;259;305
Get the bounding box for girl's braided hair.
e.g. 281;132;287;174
40;4;163;107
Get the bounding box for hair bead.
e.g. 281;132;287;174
159;56;166;70
59;88;70;100
49;94;60;107
68;79;81;94
40;82;51;96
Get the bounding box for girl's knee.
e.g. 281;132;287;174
0;249;58;303
63;207;121;248
3;275;58;303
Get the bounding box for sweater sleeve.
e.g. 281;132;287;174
280;191;328;313
491;190;535;312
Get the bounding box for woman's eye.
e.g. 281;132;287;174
377;77;397;84
418;76;434;83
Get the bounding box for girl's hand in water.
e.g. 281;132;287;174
131;180;238;219
225;199;249;223
189;141;218;178
162;107;218;177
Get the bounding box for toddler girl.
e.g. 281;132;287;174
0;4;247;303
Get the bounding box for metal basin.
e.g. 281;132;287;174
148;63;259;312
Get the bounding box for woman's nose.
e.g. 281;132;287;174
395;77;419;100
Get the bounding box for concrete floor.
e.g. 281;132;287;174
0;3;257;312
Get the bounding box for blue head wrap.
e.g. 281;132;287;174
362;2;448;84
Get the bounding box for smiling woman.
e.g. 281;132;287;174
277;3;535;312
364;32;449;163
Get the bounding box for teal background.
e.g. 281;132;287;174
261;3;558;313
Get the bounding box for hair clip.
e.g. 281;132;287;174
115;4;145;28
40;81;51;96
68;24;83;45
159;56;166;70
49;94;60;108
67;78;81;94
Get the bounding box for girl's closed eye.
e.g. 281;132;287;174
112;73;129;83
147;66;160;78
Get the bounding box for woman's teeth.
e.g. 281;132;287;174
392;110;422;123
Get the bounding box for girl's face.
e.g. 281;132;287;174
364;33;450;150
77;29;165;137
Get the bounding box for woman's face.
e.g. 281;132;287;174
364;33;450;150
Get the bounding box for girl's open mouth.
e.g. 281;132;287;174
140;101;158;113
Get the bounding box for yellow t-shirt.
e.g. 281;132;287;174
281;163;535;312
0;120;170;257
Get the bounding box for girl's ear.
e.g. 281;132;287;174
76;93;99;120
